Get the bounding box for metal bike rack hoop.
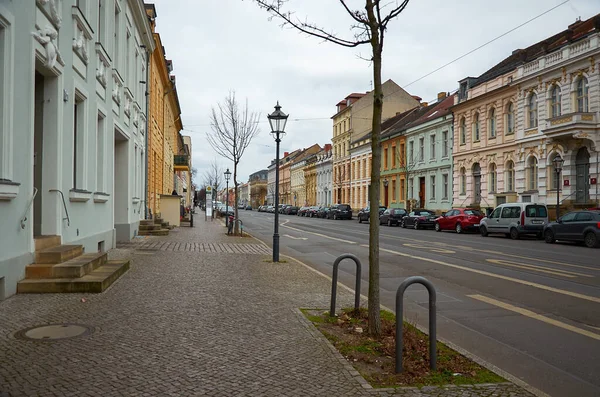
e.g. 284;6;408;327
330;253;362;317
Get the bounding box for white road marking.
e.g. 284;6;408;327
284;234;308;240
469;294;600;341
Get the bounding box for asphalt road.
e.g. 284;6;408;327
237;210;600;397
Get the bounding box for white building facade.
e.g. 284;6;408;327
290;159;306;207
267;161;276;205
0;0;154;299
316;148;333;206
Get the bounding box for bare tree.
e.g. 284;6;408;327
202;160;224;216
207;92;261;234
252;0;410;336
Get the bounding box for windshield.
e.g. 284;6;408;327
464;210;482;216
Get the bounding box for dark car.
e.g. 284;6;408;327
317;207;330;218
543;210;600;248
285;206;299;215
245;205;252;210
379;208;407;226
306;206;321;217
330;204;352;220
434;208;483;233
401;209;437;229
298;206;309;216
357;206;386;223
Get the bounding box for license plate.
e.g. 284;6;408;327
474;223;480;227
531;220;543;224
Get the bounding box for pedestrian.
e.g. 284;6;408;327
227;215;234;235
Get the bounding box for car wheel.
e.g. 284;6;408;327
480;225;488;237
455;223;462;234
387;219;392;227
584;232;599;248
510;228;520;240
414;221;419;230
333;214;337;220
544;230;555;244
401;219;406;228
434;222;441;232
359;216;362;223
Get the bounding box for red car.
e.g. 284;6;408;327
434;208;484;233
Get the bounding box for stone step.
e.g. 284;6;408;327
137;229;169;236
17;260;130;294
35;245;84;264
139;219;155;226
25;252;107;279
34;235;61;252
153;218;164;225
139;224;161;231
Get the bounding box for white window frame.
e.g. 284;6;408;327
0;9;14;182
442;131;448;158
473;113;480;142
460;118;466;145
488;163;497;193
527;93;538;128
418;137;424;162
442;174;448;200
430;175;436;200
505;102;514;135
550;85;561;118
430;134;436;160
576;77;589;113
506;161;515;192
488;108;496;138
460;168;466;195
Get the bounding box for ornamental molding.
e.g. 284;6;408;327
37;0;62;29
95;43;110;87
32;25;63;69
71;7;93;65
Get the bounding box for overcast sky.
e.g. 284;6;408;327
149;0;598;186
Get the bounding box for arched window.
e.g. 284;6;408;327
550;85;561;118
528;157;538;190
488;108;496;138
506;102;514;134
527;93;538;128
459;117;466;145
506;161;515;191
489;163;497;193
460;167;466;195
473;113;480;142
576;77;589;112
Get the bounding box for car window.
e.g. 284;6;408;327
501;207;512;218
575;212;593;222
489;208;501;219
464;209;482;216
408;212;415;217
561;212;577;222
383;209;390;215
525;205;547;218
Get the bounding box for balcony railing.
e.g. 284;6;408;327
174;155;190;170
543;112;597;136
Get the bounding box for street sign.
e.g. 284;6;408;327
206;186;213;217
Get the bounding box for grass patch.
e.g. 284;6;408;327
303;307;504;388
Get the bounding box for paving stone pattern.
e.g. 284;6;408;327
0;219;533;396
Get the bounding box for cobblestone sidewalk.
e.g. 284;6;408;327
0;219;533;396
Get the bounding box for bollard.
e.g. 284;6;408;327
330;254;362;317
395;276;437;373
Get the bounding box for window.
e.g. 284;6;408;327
460;168;466;195
527;93;538;128
383;147;388;170
73;93;87;189
575;212;593;222
113;3;120;68
488;163;497;193
459;117;466;145
419;137;424;161
550;85;561;118
409;141;414;164
392;179;397;201
391;145;396;168
430;134;436;160
527;157;538;190
442;174;448;200
560;212;577;222
488;108;496;138
408;178;413;199
473;112;480;142
506;103;514;134
399;143;405;166
442;131;448;157
506;161;515;191
430;175;436;199
97;0;106;45
0;14;13;181
400;179;405;201
96;113;105;191
576;77;589;112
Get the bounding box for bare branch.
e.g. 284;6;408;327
339;0;369;24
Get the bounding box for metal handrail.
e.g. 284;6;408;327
20;187;38;229
49;189;70;226
559;189;583;205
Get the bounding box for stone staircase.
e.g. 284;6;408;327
17;236;130;294
138;218;172;236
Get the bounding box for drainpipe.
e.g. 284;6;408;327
143;48;150;219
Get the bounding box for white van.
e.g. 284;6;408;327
480;203;549;239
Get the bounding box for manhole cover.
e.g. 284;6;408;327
14;324;94;341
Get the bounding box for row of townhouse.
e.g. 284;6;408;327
0;0;191;300
333;14;600;215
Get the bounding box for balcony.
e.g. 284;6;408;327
173;155;190;171
542;112;598;138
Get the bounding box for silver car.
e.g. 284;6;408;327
480;203;548;240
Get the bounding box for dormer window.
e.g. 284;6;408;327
459;82;468;101
346;99;351;106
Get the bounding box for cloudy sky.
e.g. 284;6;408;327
149;0;598;186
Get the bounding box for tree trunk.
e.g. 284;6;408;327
234;165;240;235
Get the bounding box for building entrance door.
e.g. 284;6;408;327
419;177;425;208
576;147;590;203
473;163;482;204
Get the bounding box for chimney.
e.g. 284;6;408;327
324;144;332;152
421;102;428;107
437;92;447;101
283;152;289;157
568;17;582;31
512;48;522;55
411;95;422;102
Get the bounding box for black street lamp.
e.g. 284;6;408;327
553;154;564;220
268;102;289;262
224;168;231;227
383;178;389;207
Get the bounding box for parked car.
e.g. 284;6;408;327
285;206;299;215
401;209;437;229
330;204;352;220
306;206;321;217
298;206;309;216
479;203;548;239
266;205;275;213
435;208;484;233
317;207;330;218
278;204;290;214
357;206;386;223
379;208;407;226
245;205;252;210
238;203;245;209
543;210;600;248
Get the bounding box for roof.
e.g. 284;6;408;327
381;104;434;139
405;94;456;129
471;13;600;88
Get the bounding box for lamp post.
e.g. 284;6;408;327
268;102;289;262
553;154;564;220
224;168;231;227
383;178;389;207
